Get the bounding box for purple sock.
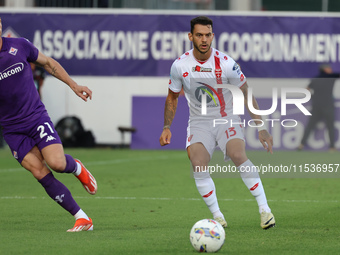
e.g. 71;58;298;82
39;172;80;216
62;154;77;173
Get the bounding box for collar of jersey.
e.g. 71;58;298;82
193;48;214;65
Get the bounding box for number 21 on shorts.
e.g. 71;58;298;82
37;122;55;139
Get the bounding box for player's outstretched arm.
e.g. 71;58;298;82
34;51;92;102
241;82;273;154
159;89;180;146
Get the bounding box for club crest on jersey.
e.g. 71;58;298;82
215;69;222;78
9;47;18;56
215;68;222;83
192;65;212;72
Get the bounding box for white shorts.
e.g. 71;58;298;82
186;116;245;162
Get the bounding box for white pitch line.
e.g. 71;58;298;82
83;154;185;166
0;167;23;173
0;196;338;203
0;154;187;173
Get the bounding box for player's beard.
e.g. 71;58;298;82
193;40;211;55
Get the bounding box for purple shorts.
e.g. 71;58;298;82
3;116;62;163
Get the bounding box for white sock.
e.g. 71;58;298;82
259;204;271;213
74;209;89;221
212;210;224;219
73;162;82;176
194;171;223;218
238;159;271;214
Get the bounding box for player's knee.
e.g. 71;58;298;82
191;158;209;171
228;150;246;165
47;158;66;172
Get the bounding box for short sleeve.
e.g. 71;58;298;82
20;38;39;63
168;61;183;93
225;58;246;88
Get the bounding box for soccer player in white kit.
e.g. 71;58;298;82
159;16;275;229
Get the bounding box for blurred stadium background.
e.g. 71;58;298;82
2;0;340;11
1;2;340;254
0;0;339;150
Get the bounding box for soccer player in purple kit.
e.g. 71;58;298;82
0;18;97;232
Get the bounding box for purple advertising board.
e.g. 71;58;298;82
131;96;340;151
2;10;339;150
1;11;340;78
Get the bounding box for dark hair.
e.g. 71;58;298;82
190;16;213;34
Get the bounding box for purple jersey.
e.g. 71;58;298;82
0;37;48;128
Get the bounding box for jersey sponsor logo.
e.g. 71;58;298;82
169;79;171;85
195;86;216;106
46;135;56;142
195;82;226;109
192;65;212;72
9;47;18;55
0;63;24;81
240;74;245;82
183;72;189;77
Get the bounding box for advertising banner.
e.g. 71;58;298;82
131;96;340;150
2;11;340;77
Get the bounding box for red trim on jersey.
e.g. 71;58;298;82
239;81;247;88
214;56;227;117
193;50;210;65
168;87;181;94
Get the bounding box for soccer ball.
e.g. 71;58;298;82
189;219;225;253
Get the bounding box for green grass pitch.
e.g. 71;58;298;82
0;147;339;254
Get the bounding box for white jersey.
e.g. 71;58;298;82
169;48;246;121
